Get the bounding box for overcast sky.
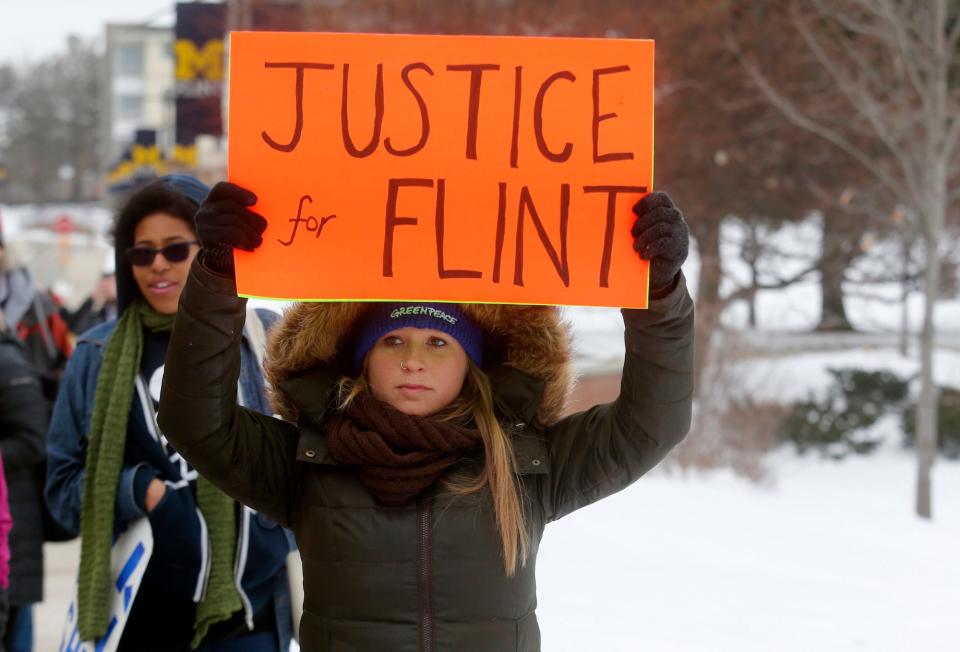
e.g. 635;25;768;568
1;0;175;65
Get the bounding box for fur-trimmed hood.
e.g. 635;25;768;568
265;302;574;427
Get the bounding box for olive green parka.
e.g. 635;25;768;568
158;259;694;652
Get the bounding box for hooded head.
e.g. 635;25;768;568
112;174;209;314
265;301;574;427
351;302;484;373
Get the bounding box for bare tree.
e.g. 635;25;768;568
60;37;101;201
732;0;960;518
1;38;101;203
651;0;879;391
2;60;63;202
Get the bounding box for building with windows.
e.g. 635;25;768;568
100;23;175;172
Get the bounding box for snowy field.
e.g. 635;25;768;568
539;218;960;651
537;448;960;652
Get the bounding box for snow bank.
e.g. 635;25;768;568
537;451;960;651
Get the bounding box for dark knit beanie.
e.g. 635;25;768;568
354;303;483;372
160;173;210;206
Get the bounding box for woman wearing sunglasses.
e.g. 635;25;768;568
44;176;296;651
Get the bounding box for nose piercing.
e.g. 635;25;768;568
400;360;408;371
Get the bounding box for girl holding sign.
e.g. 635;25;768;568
158;181;692;651
45;177;296;652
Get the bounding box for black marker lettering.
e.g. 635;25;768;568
435;179;482;279
534;71;575;163
341;63;385;158
383;178;433;277
583;185;647;287
277;195;337;246
510;66;523;169
385;63;434;157
592;65;634;163
261;62;334;153
513;185;571;288
492;182;508;283
447;63;500;160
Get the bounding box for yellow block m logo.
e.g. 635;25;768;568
175;39;224;82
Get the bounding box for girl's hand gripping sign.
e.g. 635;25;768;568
229;31;654;308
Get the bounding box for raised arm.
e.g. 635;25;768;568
540;192;694;521
158;183;301;527
541;276;693;521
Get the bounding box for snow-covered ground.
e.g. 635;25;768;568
537;218;960;651
538;449;960;652
544;219;960;650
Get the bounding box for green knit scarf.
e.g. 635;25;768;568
77;300;241;648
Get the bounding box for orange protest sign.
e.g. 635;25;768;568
229;31;654;308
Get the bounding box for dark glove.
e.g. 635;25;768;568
631;192;689;296
194;181;268;275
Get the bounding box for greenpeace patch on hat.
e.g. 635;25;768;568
353;302;483;371
388;305;460;325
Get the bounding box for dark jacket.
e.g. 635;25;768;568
64;295;118;336
159;259;694;652
0;333;48;605
45;314;295;649
0;268;73;402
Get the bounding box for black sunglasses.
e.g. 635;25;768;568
125;241;200;267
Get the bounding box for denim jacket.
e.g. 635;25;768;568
45;309;295;649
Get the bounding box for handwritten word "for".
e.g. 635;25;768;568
277;195;337;246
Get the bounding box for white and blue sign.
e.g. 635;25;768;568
59;518;154;652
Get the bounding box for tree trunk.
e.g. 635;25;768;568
899;232;912;357
916;241;940;518
745;221;759;328
816;210;855;331
916;143;947;518
70;138;82;202
691;218;723;399
916;0;949;518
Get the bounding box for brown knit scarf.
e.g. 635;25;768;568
326;395;482;505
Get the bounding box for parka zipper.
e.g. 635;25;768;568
417;497;433;652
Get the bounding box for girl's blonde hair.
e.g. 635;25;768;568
338;360;529;576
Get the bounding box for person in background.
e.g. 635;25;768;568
45;175;295;652
0;308;48;652
65;255;118;336
0;230;73;402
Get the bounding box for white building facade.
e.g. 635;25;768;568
101;23;175;168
